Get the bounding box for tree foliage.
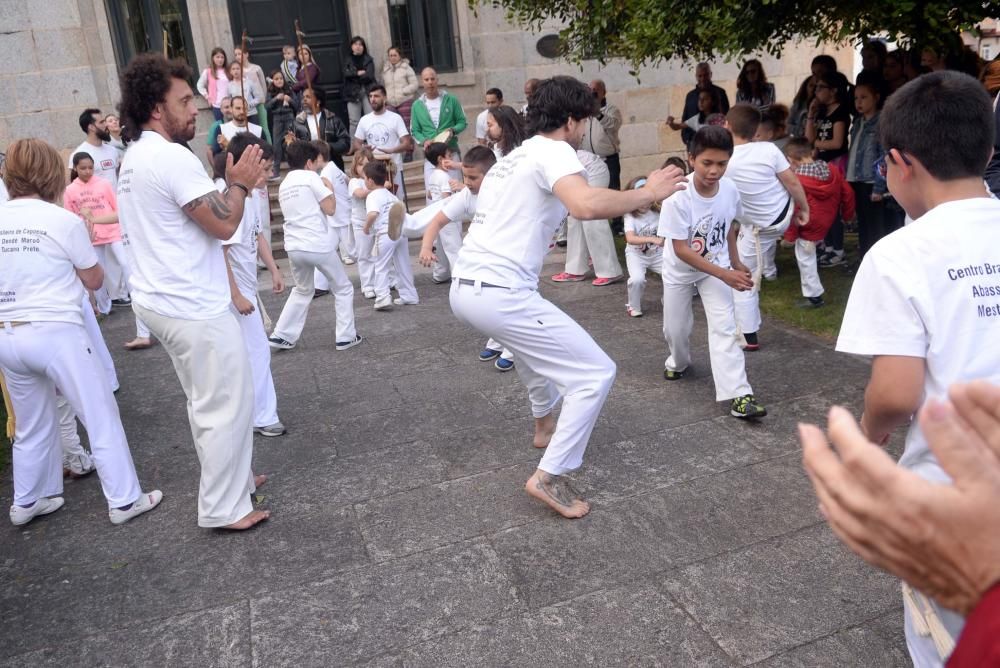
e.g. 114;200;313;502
471;0;1000;69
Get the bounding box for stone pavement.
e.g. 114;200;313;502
0;244;910;667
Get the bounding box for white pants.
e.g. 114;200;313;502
401;198;449;239
450;281;616;475
81;294;119;392
662;274;753;402
372;235;418;302
794;239;824;298
56;395;95;475
351;223;376;292
93;241;131;314
1;321;142;509
276;249;357;344
101;242;129;301
624;251;662;311
484;337;514;361
565;217;623;278
232;302;279;428
734;215;792;334
431;221;463;282
134;305;256;527
314;227;355;291
134;311;151;339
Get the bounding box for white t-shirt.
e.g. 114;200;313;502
453;135;585;289
222;194;260;301
69;141;121;190
0;199;97;326
725;141;791;227
426;168;453;203
117;131;229;319
220;121;263;141
441;187;477;222
425;96;442;127
658;175;743;284
355;110;408;170
278;169;334;254
837;197;1000;483
624;209;662;258
365;188;399;234
320;162;352;228
475;109;489;140
348;177;367;227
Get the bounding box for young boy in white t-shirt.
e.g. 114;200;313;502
623;175;664;317
312;140;356;295
423;142;458;284
724;104;810;350
836;71;1000;668
363;160;417;310
658;126;766;419
220;135;288;436
267;140;361;351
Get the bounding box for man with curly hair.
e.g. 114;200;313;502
116;53;270;530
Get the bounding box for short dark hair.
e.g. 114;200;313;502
227;133;262;163
811;54;838;74
311;140;331;161
71;151;94;167
79;108;101;134
879;70;994;181
726;104;762;140
364;160;388;183
259;141;274;161
486;87;503;100
662;156;689;174
118;54;193;142
368;84;387;96
425;142;449;167
525;76;598;135
690;125;734;157
783;137;814;161
462;145;497;172
286;140;319;169
212;151;228;181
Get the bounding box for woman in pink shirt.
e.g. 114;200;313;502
63;152;152;349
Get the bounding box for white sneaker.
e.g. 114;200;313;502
393;298;419;306
362;288;376;299
109;490;163;525
10;497;64;526
341;256;356;266
387;202;405;241
373;296;393;311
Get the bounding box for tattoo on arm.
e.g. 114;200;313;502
183;190;234;220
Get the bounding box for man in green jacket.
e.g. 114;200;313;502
410;67;467;191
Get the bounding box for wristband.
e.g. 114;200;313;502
229;182;250;196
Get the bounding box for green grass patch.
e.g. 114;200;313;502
614;232;858;341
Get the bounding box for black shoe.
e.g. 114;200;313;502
663;368;686;381
335;334;363;351
796;296;825;308
743;332;759;351
111;298;132;307
555;240;567;248
313;289;330;299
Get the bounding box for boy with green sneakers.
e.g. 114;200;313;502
658;125;766;419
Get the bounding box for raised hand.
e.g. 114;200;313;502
643;165;687;202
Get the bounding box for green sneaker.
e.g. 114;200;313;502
663;368;686;381
731;394;767;419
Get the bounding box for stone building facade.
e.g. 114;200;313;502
0;0;853;182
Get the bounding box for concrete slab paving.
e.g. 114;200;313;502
0;244;908;665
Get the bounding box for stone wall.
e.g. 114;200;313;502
0;0;120;154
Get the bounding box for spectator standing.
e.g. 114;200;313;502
293;45;321;93
266;70;299;180
196;47;229;121
382;46;418;158
410;67;467;190
735;59;776;111
680;63;731;147
476;88;504;145
234;45;270;143
344;36;376;138
586;79;624;233
292;87;350;171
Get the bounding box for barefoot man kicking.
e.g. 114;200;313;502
116;54;269;530
449;76;686;517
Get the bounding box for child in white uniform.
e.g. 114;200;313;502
424;142;459;284
0;138;161;527
658;126;766;419
363;160;417;310
313;140;357;293
836;71;1000;668
449;76;685;518
623;175;664;317
724;104;810;350
267;140;361;351
348;151;377;298
221;135;287;436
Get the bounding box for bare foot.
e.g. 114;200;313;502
221;509;271;530
254;473;268;488
524;470;590;518
124;337;153;350
533;414;556;449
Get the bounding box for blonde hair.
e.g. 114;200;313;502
350;147;373;179
3;138;67;202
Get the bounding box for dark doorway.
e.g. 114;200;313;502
106;0;198;72
387;0;458;72
227;0;352;120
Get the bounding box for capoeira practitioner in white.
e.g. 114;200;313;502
0;138;161;526
622;176;663;317
551;149;624;286
314;140;358;293
117;54;269;530
723;105;809;350
449;77;685;517
221;134;288;437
